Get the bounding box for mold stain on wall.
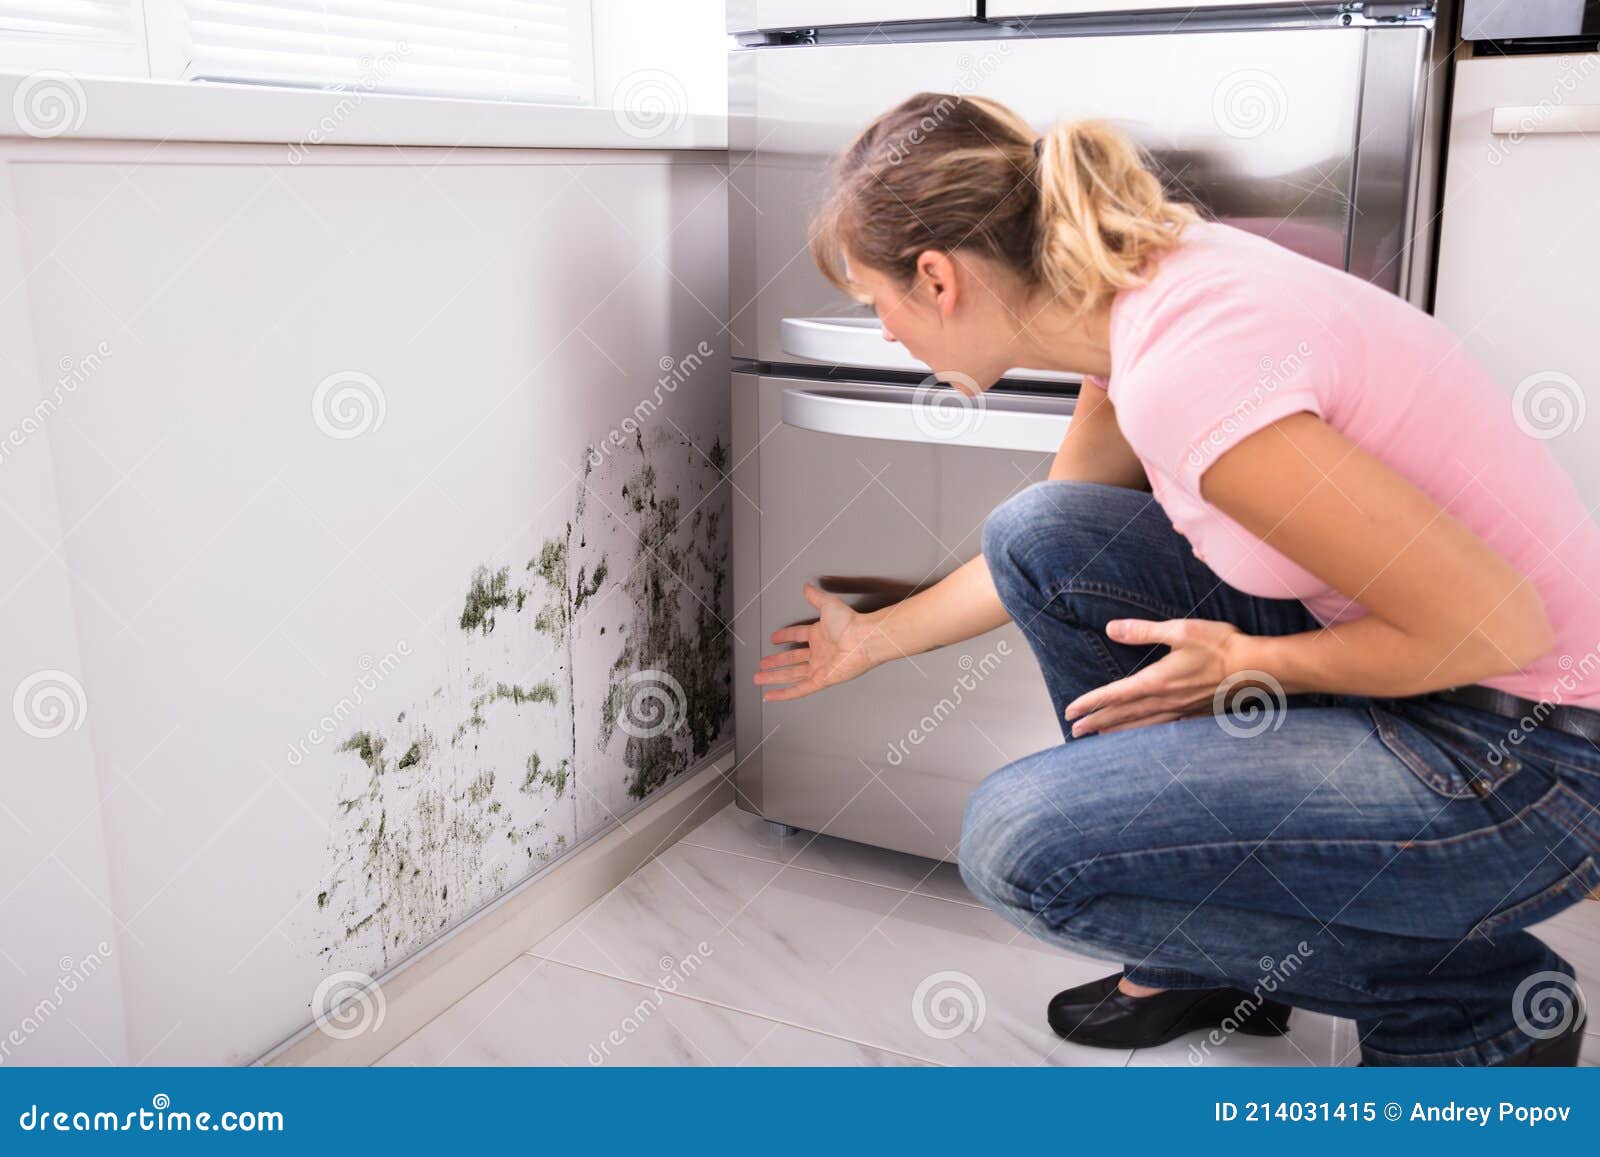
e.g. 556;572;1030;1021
316;422;730;971
597;433;732;800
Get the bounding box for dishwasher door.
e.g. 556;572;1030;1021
731;371;1074;861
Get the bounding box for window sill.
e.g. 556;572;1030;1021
0;71;727;152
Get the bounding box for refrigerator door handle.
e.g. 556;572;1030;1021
1490;105;1600;136
780;384;1073;453
780;316;929;374
779;317;1080;383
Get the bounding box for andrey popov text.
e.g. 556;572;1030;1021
1214;1101;1574;1126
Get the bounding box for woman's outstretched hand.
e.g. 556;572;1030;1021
1063;618;1249;736
754;583;888;702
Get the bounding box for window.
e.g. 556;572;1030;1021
2;1;596;105
0;1;728;145
145;1;594;104
0;0;149;76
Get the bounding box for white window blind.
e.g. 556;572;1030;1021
1;0;137;39
0;0;147;74
155;0;595;104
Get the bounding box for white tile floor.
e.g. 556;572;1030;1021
381;802;1600;1067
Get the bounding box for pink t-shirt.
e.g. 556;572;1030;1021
1097;222;1600;710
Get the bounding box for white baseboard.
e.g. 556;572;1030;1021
259;750;735;1067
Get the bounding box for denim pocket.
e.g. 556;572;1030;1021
1369;700;1525;800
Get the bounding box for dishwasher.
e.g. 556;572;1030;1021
728;0;1452;862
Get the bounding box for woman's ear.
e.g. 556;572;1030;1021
915;249;960;319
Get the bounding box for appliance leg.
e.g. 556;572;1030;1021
765;820;802;839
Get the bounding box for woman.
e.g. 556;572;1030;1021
754;93;1600;1066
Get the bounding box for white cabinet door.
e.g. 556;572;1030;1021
1434;54;1600;507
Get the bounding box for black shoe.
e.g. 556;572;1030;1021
1493;1011;1588;1067
1047;971;1292;1049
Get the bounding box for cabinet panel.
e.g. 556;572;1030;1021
1434;54;1600;507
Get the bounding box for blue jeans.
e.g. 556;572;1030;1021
959;481;1600;1065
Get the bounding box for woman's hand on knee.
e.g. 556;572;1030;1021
1063;618;1250;736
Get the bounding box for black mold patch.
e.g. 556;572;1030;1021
596;431;732;800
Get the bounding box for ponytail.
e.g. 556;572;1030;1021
812;94;1196;315
1032;120;1198;312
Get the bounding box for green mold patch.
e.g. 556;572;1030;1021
321;730;560;968
521;752;570;799
464;770;494;805
459;565;513;635
338;731;386;775
477;682;557;709
317;418;729;976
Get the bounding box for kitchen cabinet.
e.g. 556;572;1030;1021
1434;52;1600;507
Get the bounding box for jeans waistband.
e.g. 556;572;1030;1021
1429;684;1600;744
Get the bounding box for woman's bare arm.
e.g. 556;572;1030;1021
857;382;1146;660
1062;411;1554;733
757;382;1145;700
1049;381;1147;489
1211;412;1552;696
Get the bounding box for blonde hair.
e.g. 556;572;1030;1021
812;92;1197;314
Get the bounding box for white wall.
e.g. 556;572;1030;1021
0;137;731;1064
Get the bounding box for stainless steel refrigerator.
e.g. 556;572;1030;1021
728;1;1451;862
